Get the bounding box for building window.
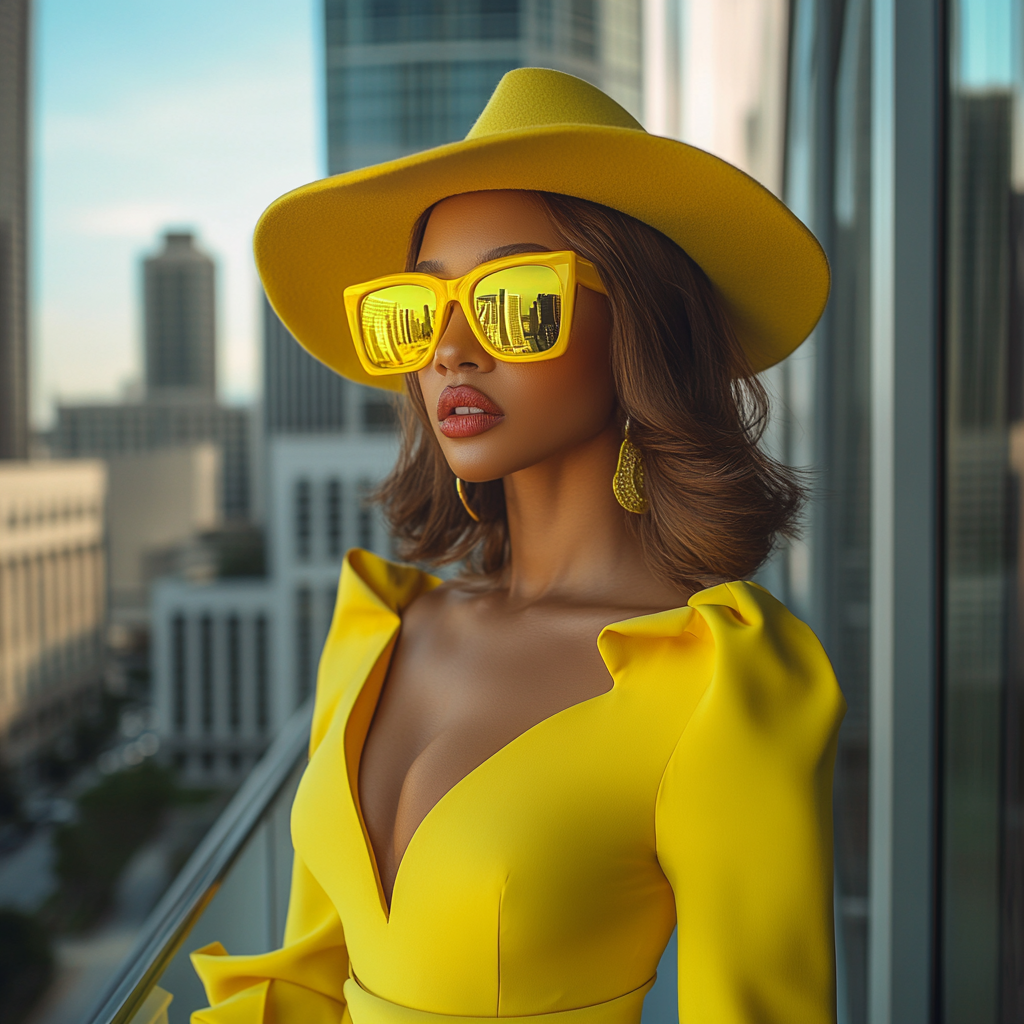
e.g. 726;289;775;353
255;614;269;734
172;614;187;733
357;480;374;551
295;479;312;560
363;395;397;432
200;614;214;734
327;479;343;558
535;0;553;48
570;0;597;59
296;587;313;706
227;615;241;734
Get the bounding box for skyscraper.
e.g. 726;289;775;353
144;231;217;402
324;0;642;175
264;294;348;433
55;229;251;521
0;0;30;459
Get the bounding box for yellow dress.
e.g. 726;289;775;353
191;549;845;1024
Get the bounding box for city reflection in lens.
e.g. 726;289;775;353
360;284;436;368
473;265;562;354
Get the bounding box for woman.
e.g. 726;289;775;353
192;69;845;1024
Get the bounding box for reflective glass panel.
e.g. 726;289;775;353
944;0;1024;1019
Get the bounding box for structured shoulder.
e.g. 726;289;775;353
683;580;846;762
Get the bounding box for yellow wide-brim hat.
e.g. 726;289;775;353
254;68;829;393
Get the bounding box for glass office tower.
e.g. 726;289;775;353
324;0;642;176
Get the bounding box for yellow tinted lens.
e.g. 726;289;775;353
359;285;437;369
472;265;563;356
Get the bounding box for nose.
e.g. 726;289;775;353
432;302;496;376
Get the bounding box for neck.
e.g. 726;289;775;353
501;424;688;609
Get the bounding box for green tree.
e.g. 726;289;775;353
51;762;176;929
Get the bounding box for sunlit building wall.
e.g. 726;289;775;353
642;0;789;196
0;0;30;460
106;444;221;626
0;461;107;765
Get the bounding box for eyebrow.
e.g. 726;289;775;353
414;242;553;275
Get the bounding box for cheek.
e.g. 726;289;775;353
559;292;616;414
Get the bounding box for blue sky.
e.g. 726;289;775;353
33;0;321;424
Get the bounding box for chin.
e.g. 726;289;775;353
434;427;550;483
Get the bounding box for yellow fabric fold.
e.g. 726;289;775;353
191;853;349;1023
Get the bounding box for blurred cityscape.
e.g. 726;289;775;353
0;1;1021;1024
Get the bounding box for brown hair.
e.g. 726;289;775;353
373;191;804;590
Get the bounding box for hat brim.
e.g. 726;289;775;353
254;124;829;393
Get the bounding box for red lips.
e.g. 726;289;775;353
436;385;505;438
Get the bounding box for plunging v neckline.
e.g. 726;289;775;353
344;625;619;922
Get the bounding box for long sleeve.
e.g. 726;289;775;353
655;581;846;1024
190;852;349;1024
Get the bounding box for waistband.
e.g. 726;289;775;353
343;976;656;1024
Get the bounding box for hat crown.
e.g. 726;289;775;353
466;67;644;140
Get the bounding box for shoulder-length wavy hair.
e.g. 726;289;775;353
373;191;804;590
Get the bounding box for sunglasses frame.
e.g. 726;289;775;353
343;250;607;377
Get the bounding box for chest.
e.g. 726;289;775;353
357;611;617;886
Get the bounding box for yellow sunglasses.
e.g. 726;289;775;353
343;250;607;376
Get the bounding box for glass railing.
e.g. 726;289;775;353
83;700;313;1024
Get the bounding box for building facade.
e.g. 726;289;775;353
264;293;350;434
324;0;642;175
144;231;217;402
0;461;107;766
0;0;30;460
52;400;251;523
151;431;397;785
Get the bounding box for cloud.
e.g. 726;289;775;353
71;201;192;239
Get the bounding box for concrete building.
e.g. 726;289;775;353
0;0;30;460
52;400;251;524
264;294;349;435
151;432;396;785
144;231;217;402
0;461;107;765
106;444;221;626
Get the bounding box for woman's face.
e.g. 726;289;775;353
413;190;616;483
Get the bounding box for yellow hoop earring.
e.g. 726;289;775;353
613;419;649;514
456;477;480;522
